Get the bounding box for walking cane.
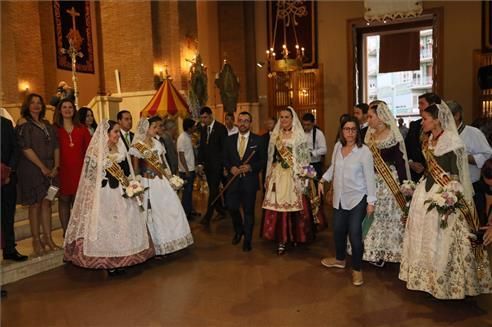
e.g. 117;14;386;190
208;150;256;207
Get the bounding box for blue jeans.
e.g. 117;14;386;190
332;196;366;271
180;171;195;216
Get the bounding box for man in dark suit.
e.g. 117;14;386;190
159;118;179;175
198;106;228;227
405;92;441;182
117;110;134;153
1;116;28;262
223;112;265;251
353;103;369;142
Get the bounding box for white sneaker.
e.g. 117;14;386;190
321;257;346;269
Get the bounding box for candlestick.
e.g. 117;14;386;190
115;69;122;95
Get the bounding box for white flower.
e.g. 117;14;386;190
446;180;464;194
126;187;135;197
169;175;185;190
432;194;446;207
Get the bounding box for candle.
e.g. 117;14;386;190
115;69;122;95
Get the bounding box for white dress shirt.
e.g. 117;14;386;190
117;136;129;155
458;124;492;183
305;127;327;163
322;142;377;210
227;125;239;136
236;131;250;154
177;131;195;172
206;120;216;142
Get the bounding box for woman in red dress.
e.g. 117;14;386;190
54;99;91;235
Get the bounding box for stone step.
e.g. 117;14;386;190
14;214;62;241
13;201;62;242
1;228;65;286
14;201;59;223
1;250;64;285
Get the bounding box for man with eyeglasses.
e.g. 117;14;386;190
223;112;265;251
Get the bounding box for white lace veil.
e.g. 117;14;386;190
365;101;411;180
64;120;110;248
132;118;150;146
130;117;170;170
266;106;310;187
431;102;474;202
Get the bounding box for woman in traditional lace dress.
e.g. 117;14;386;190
354;101;410;267
130;116;193;256
262;107;314;255
64;120;154;275
399;103;492;299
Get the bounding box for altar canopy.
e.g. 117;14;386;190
140;78;190;118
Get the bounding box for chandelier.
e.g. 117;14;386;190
265;1;308;77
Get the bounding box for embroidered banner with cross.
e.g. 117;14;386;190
53;1;95;73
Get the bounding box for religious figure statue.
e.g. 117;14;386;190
215;61;239;114
188;54;208;118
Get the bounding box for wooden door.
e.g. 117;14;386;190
268;65;324;125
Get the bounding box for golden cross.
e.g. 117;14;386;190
66;7;80;31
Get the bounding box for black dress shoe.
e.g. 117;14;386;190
3;250;28;262
242;240;252;252
199;217;210;228
232;233;243;245
107;268;126;276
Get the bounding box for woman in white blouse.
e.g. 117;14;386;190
318;116;377;286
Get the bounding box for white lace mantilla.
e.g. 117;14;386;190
364;0;423;22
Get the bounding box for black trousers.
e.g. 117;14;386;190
227;184;256;242
1;177;17;253
473;181;488;226
203;169;225;222
310;162;324;180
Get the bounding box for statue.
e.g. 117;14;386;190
215;60;239;114
188;54;208;118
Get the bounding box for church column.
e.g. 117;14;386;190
151;1;181;88
94;1;106;95
196;0;221;110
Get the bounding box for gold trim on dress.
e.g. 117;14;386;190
368;137;407;210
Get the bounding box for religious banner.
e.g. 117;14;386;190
52;1;95;73
267;1;317;68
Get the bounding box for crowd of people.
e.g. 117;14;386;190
318;93;492;298
2;91;492;300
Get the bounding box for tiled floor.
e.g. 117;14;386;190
1;193;491;326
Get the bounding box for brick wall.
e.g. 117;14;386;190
100;1;154;95
1;1;45;104
1;1;18;104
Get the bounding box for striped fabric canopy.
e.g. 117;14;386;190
140;78;190;118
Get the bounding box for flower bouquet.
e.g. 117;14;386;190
169;174;185;191
424;180;465;228
400;180;416;224
123;178;147;211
